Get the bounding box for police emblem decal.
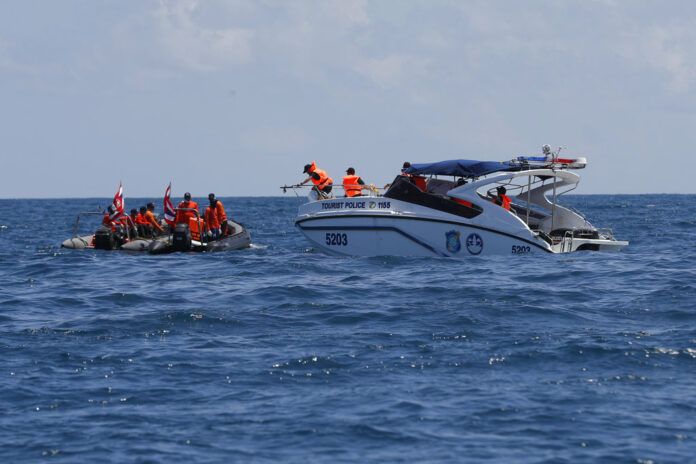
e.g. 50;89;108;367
445;230;461;253
465;233;483;255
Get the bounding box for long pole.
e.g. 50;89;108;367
551;175;557;232
526;175;531;226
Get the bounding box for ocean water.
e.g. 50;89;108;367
1;195;695;463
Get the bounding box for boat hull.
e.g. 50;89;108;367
296;214;550;257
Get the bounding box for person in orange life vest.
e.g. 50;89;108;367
101;214;116;231
400;161;427;191
136;206;154;237
208;193;228;235
175;192;199;224
205;199;221;240
493;186;511;210
121;208;139;236
342;167;372;197
144;202;164;234
449;178;473;207
299;161;333;199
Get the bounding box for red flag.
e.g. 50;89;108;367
107;182;124;221
163;183;176;226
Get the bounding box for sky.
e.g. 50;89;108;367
2;0;696;198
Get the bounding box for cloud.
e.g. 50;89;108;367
151;0;255;71
0;38;34;74
615;23;696;93
354;54;431;90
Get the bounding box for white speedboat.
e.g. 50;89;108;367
290;151;628;257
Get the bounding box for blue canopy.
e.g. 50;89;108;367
403;159;522;178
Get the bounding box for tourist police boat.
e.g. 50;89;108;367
289;152;628;257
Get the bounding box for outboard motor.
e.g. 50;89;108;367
173;223;192;251
94;226;117;250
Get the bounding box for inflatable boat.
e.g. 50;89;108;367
62;211;251;253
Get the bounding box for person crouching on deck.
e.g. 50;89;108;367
299;161;333;200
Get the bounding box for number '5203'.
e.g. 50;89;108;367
326;233;348;246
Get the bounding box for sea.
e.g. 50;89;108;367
1;195;695;463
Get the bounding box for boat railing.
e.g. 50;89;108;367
280;184;381;200
557;227;615;252
73;211;137;242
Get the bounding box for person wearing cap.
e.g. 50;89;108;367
119;208;140;237
400;161;427;191
136;206;154;237
144;202;164;234
342;167;372;198
492;186;511;210
299;161;333;199
207;193;228;236
205;201;221;241
175;192;200;224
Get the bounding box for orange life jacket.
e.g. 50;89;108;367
136;213;148;225
145;210;163;231
214;201;226;223
102;214;116;231
342;175;362;197
414;176;427;191
496;194;511;210
176;201;199;224
308;163;332;188
205;206;220;229
401;172;426;191
189;216;205;241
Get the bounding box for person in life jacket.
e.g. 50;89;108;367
136;206;154;237
121;208;139;237
175;192;199;224
342;167;373;197
493;186;511;210
208;193;228;235
101;214;116;231
145;202;164;234
399;161;427;191
299;161;333;199
205;198;221;240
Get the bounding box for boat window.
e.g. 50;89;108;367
425;178;455;195
384;176;483;219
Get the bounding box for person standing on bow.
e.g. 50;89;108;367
342;167;372;197
299;161;333;199
175;192;200;224
208;193;228;235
